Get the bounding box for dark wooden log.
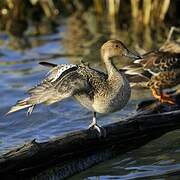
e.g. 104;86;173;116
0;95;180;180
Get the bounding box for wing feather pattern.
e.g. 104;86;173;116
7;63;91;115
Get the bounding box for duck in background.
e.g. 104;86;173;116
124;27;180;104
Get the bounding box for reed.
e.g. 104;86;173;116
151;0;170;22
159;0;170;21
39;0;59;17
93;0;103;14
0;0;175;37
130;0;171;25
6;0;14;9
130;0;140;19
107;0;120;16
143;0;152;25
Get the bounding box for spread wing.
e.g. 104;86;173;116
7;62;92;115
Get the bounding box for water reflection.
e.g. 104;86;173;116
71;131;180;180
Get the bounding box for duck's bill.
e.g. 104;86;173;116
124;50;142;60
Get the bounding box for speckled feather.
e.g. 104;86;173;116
25;63;109;106
135;51;180;74
47;64;78;82
147;69;180;90
125;49;180;101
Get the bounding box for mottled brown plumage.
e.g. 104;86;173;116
124;26;180;104
140;50;180;104
135;51;180;73
147;70;180;104
124;43;180;104
125;47;180;104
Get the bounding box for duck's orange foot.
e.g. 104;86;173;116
159;96;176;105
151;88;176;105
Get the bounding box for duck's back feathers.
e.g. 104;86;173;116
124;50;180;90
134;51;180;74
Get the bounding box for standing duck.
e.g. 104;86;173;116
124;50;180;104
7;40;140;136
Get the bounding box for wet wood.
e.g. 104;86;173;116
0;94;180;179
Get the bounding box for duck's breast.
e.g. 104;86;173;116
73;93;94;112
93;77;131;114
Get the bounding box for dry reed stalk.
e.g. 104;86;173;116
6;0;14;9
159;0;170;21
151;0;170;23
143;26;152;49
40;0;58;17
130;0;140;19
109;16;117;38
93;0;103;14
150;0;160;25
143;0;152;25
107;0;120;16
166;26;176;42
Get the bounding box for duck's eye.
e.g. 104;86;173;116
115;45;119;48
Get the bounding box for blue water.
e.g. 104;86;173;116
71;130;180;179
0;24;180;179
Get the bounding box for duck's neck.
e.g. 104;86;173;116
103;55;120;79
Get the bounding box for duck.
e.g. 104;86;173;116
7;40;140;136
124;49;180;104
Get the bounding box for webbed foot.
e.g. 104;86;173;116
88;123;106;138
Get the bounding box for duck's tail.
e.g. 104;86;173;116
6;98;35;116
6;62;58;116
39;61;57;68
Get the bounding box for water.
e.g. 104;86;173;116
0;19;180;179
71;130;180;180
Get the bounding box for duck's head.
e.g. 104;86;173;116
101;40;141;61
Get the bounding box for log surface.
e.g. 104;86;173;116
0;95;180;179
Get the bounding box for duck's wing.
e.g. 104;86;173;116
7;62;93;115
122;64;151;79
121;64;151;88
134;51;180;74
147;69;180;90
